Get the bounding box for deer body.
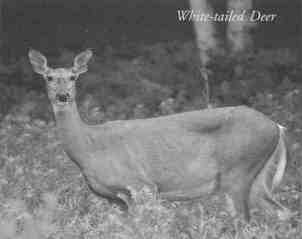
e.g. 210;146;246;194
29;49;291;221
58;104;276;195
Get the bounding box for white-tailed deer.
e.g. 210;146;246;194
29;49;291;221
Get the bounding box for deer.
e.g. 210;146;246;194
28;49;292;222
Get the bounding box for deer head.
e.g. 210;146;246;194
28;49;93;109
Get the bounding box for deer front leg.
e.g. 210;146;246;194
117;192;133;210
117;181;159;210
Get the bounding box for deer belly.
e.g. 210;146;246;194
156;170;218;192
137;133;219;191
159;177;217;201
146;154;218;192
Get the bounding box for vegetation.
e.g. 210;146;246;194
0;41;301;238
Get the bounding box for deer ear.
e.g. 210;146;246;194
28;49;49;75
73;49;93;75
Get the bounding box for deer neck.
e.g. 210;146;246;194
53;101;83;130
53;101;89;167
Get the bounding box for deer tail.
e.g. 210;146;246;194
271;124;288;190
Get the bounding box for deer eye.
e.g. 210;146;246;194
70;76;77;81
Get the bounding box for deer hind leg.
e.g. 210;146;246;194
258;177;293;220
226;175;253;221
226;157;269;222
263;193;285;209
237;184;252;221
254;183;293;220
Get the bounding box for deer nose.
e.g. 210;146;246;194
56;94;68;102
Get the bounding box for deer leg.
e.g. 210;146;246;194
256;154;293;220
236;188;250;222
263;193;286;210
109;197;129;211
261;185;293;220
227;181;251;222
117;192;133;209
242;189;251;222
86;183;130;211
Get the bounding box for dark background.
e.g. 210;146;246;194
1;0;300;59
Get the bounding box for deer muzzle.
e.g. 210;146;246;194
56;93;70;103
